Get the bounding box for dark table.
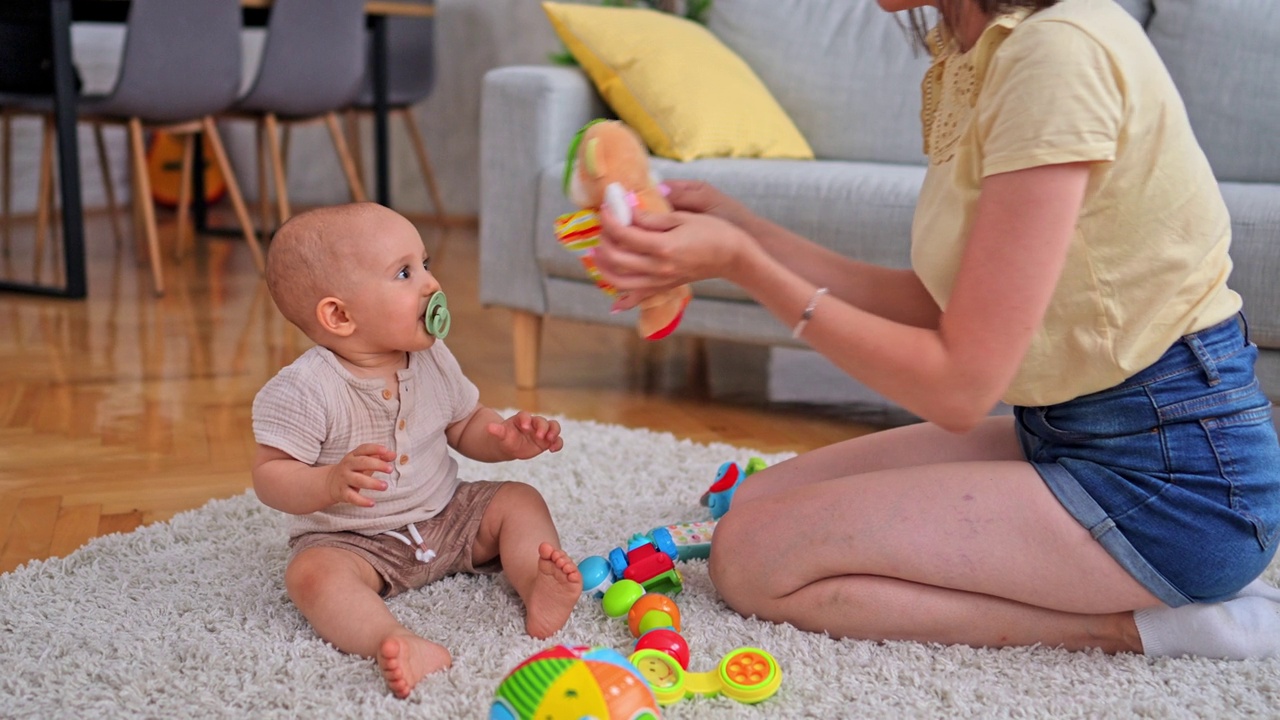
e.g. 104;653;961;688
0;0;431;299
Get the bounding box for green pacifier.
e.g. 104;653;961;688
425;291;451;339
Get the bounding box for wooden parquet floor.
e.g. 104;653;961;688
0;209;887;574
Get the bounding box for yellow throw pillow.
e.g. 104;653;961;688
542;2;814;162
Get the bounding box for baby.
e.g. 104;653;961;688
251;202;581;698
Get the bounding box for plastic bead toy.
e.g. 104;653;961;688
629;646;783;706
605;529;683;596
628;594;681;637
634;627;690;671
556;457;783;711
579;554;614;599
602;579;646;618
490;645;660;720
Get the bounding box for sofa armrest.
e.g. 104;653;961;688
479;65;607;314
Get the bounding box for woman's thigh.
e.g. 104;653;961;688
734;415;1025;506
712;455;1158;616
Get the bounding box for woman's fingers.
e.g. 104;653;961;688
596;213;671;287
663;179;713;212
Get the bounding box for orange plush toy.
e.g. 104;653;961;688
554;119;691;340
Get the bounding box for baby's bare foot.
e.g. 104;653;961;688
377;634;452;699
525;542;582;639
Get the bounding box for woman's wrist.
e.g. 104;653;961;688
727;222;762;284
791;287;829;339
725;231;775;292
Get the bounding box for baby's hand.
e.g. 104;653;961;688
326;443;394;508
487;411;564;460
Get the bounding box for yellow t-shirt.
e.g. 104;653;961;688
911;0;1241;407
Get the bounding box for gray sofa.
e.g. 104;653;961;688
479;0;1280;406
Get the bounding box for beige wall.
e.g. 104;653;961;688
4;0;562;218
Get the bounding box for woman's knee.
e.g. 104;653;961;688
708;507;770;617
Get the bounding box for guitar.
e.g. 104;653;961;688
145;131;227;208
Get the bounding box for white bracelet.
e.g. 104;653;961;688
791;287;828;339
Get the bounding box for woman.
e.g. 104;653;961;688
595;0;1280;658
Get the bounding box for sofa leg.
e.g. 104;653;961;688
512;310;543;390
686;336;709;395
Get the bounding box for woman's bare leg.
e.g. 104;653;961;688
710;416;1158;652
734;415;1026;505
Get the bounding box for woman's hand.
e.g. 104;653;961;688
664;179;756;228
596;205;756;312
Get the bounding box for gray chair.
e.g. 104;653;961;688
4;0;265;296
346;0;446;222
229;0;367;230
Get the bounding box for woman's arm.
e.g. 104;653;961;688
662;180;942;328
602;163;1091;431
742;214;943;329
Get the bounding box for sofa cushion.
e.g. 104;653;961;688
536;158;925;303
1147;0;1280;182
541;2;812;162
708;0;930;166
1220;181;1280;349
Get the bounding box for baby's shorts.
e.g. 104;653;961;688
288;480;504;598
1016;314;1280;607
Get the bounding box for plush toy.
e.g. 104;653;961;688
554;119;691;340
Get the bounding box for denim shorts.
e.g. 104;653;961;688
1015;315;1280;606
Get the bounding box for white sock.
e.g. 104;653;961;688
1234;578;1280;602
1135;592;1280;660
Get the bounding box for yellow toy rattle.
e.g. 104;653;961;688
628;646;782;706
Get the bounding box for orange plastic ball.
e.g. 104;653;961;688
627;594;681;637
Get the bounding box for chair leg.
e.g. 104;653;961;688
93;122;125;248
256;121;271;239
399;108;446;224
512;310;543;390
173;133;195;260
344;109;363;184
263;113;291;224
201;116;266;273
324;112;367;203
127;118;165;296
281;125;291;186
2;110;10;258
34;116;55;279
129;133;146;260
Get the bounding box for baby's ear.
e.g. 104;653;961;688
315;296;355;337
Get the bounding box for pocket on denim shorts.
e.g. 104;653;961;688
1201;404;1280;551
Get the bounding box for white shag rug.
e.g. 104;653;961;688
3;417;1279;719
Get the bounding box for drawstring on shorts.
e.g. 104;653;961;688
384;522;436;563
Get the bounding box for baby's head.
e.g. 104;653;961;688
266;202;442;351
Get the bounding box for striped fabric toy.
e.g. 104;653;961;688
553;208;616;295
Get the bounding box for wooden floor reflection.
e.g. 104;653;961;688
0;208;886;573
